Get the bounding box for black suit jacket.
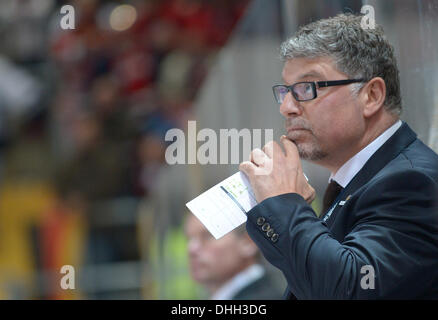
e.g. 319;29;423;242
245;122;438;299
231;269;284;300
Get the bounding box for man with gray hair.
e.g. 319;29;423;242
239;14;438;299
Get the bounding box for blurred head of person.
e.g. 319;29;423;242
137;132;166;165
71;110;101;154
91;75;121;116
184;214;259;295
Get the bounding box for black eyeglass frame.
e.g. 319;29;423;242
272;79;366;103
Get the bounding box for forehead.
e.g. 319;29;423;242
185;215;239;242
185;215;205;234
281;56;342;84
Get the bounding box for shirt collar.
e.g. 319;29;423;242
210;264;264;300
330;120;402;188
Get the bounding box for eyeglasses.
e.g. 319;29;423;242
272;79;365;104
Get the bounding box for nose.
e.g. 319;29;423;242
279;91;303;118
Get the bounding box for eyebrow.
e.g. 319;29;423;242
297;71;324;80
283;71;325;84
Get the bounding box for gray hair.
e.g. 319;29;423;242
280;13;402;115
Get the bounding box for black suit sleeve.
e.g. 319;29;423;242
245;169;438;299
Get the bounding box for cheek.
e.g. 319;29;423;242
309;95;361;140
204;243;234;263
305;109;335;143
208;244;242;268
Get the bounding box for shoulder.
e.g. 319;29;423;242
401;138;438;177
348;139;438;224
359;167;438;211
368;137;438;190
232;271;284;300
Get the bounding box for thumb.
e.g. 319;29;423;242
281;135;301;163
239;161;255;177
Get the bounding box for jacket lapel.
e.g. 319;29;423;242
324;122;417;227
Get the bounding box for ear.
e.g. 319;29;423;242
360;77;386;118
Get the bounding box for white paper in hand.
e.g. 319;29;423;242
186;172;257;239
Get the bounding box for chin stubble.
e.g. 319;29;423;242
285;119;328;161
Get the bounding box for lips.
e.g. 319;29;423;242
285;119;311;135
287;127;307;132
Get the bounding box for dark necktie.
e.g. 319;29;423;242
320;180;343;217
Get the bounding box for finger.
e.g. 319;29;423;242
308;189;316;203
280;135;303;171
262;140;283;159
239;161;257;177
280;135;299;159
250;148;269;166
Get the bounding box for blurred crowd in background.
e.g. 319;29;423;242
0;0;250;299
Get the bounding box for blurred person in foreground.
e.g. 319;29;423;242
239;14;438;299
185;214;283;300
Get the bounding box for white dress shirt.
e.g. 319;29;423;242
330;120;402;188
210;264;264;300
